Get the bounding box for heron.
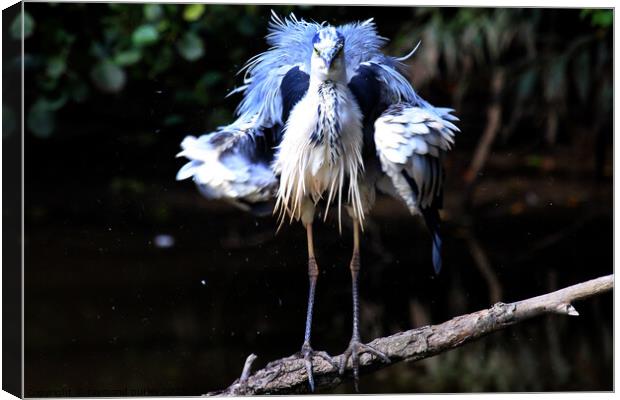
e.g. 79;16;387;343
176;12;459;392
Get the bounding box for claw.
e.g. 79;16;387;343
339;340;390;391
300;343;337;392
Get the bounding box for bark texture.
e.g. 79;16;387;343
206;274;613;396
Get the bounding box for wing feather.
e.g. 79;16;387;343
232;12;320;127
176;116;279;214
374;104;459;212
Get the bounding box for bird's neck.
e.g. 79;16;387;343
310;80;345;163
309;68;347;89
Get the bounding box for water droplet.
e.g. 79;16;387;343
154;234;175;248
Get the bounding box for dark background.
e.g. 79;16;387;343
15;3;612;395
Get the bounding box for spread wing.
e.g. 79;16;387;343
231;12;319;127
374;103;459;274
176;12;314;214
374;105;459;212
175;116;279;215
346;37;460;273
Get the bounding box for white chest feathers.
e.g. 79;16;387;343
273;80;365;226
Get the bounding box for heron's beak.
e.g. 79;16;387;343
322;48;339;70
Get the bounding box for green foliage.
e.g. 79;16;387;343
176;32;204;61
581;9;613;28
22;3;269;137
144;4;163;21
28;99;57;138
400;8;612;144
132;24;159;47
10;9;34;39
90;60;126;93
183;4;205;21
19;4;613;142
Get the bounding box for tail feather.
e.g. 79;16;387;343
421;206;442;274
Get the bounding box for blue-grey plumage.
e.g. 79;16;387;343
176;11;459;391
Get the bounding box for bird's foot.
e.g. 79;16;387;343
299;341;337;392
338;339;390;392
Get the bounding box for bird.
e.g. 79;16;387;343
176;12;459;392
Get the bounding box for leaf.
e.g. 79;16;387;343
91;60;126;93
157;19;170;33
114;49;142;66
131;24;159;47
591;10;613;28
27;99;55;138
144;4;163;21
44;94;68;111
176;32;204;62
581;9;612;28
10;10;35;40
46;56;66;79
183;4;205;21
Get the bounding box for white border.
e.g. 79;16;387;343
0;1;615;400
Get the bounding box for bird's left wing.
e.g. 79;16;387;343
373;104;459;212
343;23;459;273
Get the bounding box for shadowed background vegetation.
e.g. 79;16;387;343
13;4;612;395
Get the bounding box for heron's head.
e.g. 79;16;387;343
310;27;345;81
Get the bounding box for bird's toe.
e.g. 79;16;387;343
339;340;390;392
299;343;337;392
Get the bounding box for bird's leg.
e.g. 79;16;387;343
339;219;390;391
300;221;336;392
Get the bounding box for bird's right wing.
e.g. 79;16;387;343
176;13;318;215
176;116;279;215
231;12;320;127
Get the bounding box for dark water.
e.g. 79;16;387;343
24;154;613;395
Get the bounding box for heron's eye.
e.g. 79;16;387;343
313;47;320;55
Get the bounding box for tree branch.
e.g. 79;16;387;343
206;274;613;396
